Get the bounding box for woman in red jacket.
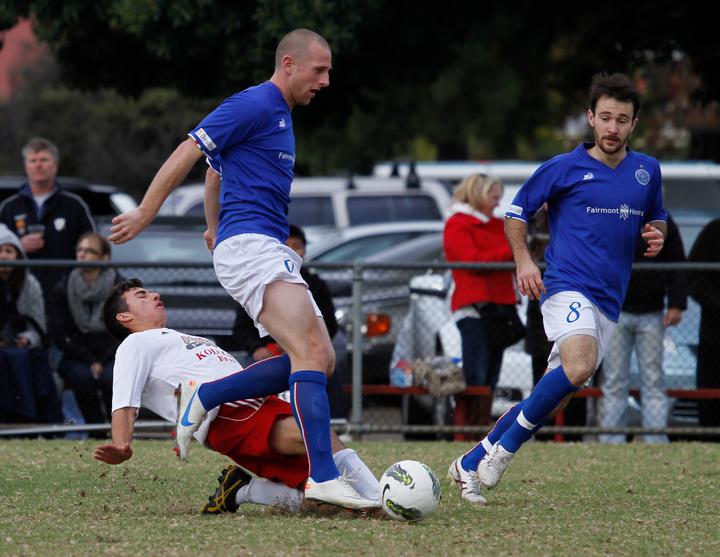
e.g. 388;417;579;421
444;174;517;433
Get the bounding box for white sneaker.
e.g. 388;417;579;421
176;379;208;461
448;457;487;504
477;444;514;489
305;475;380;510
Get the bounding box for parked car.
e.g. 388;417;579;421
0;176;137;218
306;221;444;267
98;217;237;338
305;224;446;383
374;160;720;217
392;213;710;429
158;176;451;228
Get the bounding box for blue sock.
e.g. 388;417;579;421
197;354;290;410
289;371;340;483
461;401;524;472
499;365;577;453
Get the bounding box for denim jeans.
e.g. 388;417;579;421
456;316;503;388
600;311;668;444
58;358;114;426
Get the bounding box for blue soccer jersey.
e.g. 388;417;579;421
505;143;667;321
188;82;295;244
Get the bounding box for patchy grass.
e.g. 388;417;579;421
1;440;719;556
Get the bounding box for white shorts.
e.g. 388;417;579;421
213;233;321;337
541;291;616;371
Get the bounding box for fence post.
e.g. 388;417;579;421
350;262;364;438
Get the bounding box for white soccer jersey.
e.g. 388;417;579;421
111;328;244;425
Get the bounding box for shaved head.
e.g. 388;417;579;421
275;28;330;68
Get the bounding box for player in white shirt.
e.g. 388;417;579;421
93;279;380;514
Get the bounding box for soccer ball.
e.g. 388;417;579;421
379;460;441;522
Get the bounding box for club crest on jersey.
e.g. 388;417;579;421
635;168;650;185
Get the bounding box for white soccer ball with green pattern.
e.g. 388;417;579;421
380;460;441;521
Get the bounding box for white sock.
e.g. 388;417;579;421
333;448;380;500
235;478;303;512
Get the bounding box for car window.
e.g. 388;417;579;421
369;235;444;263
313;232;424;262
109;231;212;263
347;195;441;225
185;202;206;217
664;178;720;212
68;189;118;216
288;196;336;227
676;221;707;252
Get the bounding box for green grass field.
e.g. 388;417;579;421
1;439;719;557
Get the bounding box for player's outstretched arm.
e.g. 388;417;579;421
642;221;666;258
505;217;545;300
108;138;203;244
203;166;221;251
93;407;137;465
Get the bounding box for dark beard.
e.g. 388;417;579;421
593;131;627;155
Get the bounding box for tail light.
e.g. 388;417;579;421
365;313;391;337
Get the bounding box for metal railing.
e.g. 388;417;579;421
1;259;720;440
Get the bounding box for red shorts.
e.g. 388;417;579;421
205;395;309;489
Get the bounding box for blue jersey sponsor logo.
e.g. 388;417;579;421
284;259;295;273
585;204;644;220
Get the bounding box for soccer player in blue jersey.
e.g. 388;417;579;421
448;72;667;503
107;29;376;510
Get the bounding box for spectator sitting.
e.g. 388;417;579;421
0;224;61;425
50;232;120;434
0;224;46;348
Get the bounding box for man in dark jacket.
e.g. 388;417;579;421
0;138;96;315
599;213;687;443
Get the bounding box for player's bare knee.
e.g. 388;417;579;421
563;362;595;387
304;335;335;374
559;335;598;386
269;416;306;456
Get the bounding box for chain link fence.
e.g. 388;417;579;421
1;259;720;440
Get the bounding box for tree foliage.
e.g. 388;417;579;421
2;0;718;186
0;70;216;193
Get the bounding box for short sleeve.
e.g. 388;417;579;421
505;159;565;222
188;92;263;160
111;335;154;413
644;162;667;224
